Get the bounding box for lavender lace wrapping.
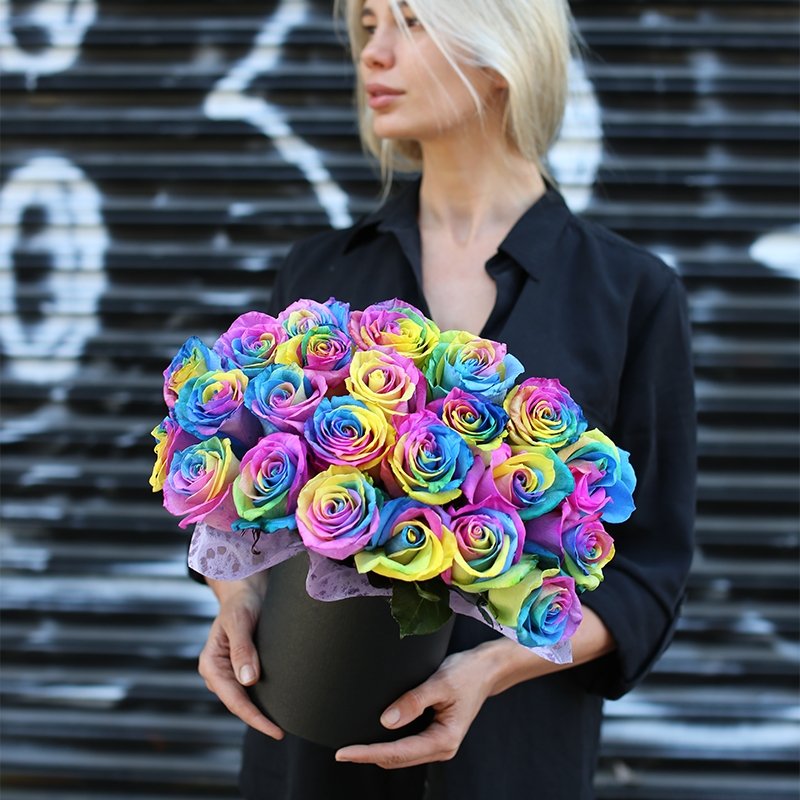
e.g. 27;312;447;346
304;549;392;601
188;521;304;579
188;522;571;664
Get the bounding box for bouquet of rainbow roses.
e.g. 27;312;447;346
150;298;635;661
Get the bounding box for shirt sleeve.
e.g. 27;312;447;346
574;271;696;699
186;242;297;585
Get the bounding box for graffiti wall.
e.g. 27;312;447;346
1;1;798;797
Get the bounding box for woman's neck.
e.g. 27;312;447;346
416;142;547;246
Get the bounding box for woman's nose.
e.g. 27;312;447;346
360;28;396;70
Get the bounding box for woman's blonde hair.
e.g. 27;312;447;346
334;0;579;191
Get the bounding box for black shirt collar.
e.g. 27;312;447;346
341;175;572;282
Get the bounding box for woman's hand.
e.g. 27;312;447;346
334;607;616;769
198;574;284;740
334;647;495;769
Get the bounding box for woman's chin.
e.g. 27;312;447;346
371;117;479;149
371;121;411;140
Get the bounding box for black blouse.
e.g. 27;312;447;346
236;177;697;800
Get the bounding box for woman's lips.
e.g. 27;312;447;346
368;93;402;109
366;83;404;109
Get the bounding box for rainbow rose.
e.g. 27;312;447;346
354;498;456;582
562;517;615;591
232;433;308;533
445;501;524;589
278;297;350;336
559;430;636;523
504;377;587;450
149;415;199;492
523;504;614;592
348;299;440;369
304;396;393;470
560;465;611;526
428;387;508;453
244;363;327;435
516;576;582;647
488;563;582;647
381;410;474;505
162;436;239;529
462;442;574;520
295;465;384;560
345;349;427;421
213;311;287;376
174;369;260;446
273;325;353;387
162;337;222;409
425;330;524;403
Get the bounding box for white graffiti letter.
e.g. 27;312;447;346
0;0;97;75
750;226;800;281
203;0;352;229
0;156;109;383
549;58;603;214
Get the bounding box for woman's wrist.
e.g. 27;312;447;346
208;572;269;607
472;607;617;698
473;638;556;697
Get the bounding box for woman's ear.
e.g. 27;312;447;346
485;68;508;91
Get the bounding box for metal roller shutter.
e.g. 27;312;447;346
1;2;798;797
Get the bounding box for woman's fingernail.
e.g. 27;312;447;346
382;707;401;727
239;665;255;684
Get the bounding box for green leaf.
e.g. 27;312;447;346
413;582;443;603
451;586;500;630
391;580;453;637
475;601;497;629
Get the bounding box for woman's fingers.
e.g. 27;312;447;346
336;651;494;768
199;609;284;740
379;682;439;728
336;725;455;769
210;665;284;740
224;604;262;685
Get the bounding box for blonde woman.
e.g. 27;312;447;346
197;1;696;797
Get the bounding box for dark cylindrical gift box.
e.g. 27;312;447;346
247;551;455;750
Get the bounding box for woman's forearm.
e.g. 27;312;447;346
475;607;617;697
